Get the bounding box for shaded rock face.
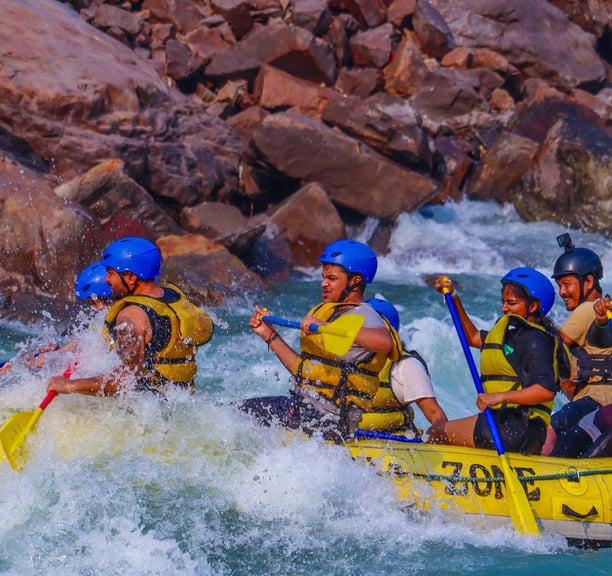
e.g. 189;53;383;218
0;0;610;321
427;0;607;91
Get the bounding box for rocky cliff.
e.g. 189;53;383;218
0;0;609;325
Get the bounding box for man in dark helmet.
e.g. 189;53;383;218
542;233;612;455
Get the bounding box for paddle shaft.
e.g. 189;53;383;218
39;390;58;411
443;289;540;535
443;292;507;453
354;429;423;443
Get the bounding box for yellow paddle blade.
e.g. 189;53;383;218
499;453;540;535
0;407;44;471
319;314;365;356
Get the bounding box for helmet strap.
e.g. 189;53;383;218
118;272;142;296
580;275;597;304
340;273;365;302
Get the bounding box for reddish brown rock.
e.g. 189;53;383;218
386;0;416;28
428;0;606;91
210;0;253;39
157;233;266;303
514;116;612;235
329;0;387;28
254;65;341;116
412;0;456;59
322;95;433;172
270;182;346;267
0;0;611;310
180;201;248;239
249;112;441;219
183;27;235;66
349;23;394;68
508;79;604;144
335;67;384;98
465;133;539;203
142;0;205;34
383;30;429;97
204;23;338;86
293;0;333;36
0;158;101;299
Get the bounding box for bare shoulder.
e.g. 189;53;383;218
116;304;151;334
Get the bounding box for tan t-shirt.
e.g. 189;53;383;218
562;301;612;404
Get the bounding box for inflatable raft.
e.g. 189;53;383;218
344;435;612;547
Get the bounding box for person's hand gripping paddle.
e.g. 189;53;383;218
261;314;365;356
441;279;540;536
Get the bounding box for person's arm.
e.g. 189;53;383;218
47;372;127;396
415;397;448;426
434;276;482;348
586;296;612;348
477;329;556;410
476;384;554;411
249;305;299;373
47;305;149;397
302;309;393;354
352;325;392;353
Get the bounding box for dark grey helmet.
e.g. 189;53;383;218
552;245;603;280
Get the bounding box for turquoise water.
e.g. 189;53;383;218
0;200;610;575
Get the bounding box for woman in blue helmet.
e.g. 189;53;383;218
47;237;214;396
245;239;402;440
428;268;570;455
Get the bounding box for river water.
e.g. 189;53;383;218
0;200;609;575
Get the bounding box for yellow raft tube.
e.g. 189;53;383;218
344;435;612;547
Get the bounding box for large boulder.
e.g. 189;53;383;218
427;0;606;91
248;111;441;219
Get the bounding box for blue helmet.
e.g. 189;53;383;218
74;262;112;301
319;240;378;284
501;267;555;316
101;237;161;280
366;298;400;330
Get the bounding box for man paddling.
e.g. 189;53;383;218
243;239;402;441
542;234;612;454
47;237;214;396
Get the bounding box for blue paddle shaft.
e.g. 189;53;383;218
262;315;320;333
354;429;423;443
443;292;507;456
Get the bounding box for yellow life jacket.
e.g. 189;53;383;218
104;283;214;390
479;314;561;426
293;302;402;412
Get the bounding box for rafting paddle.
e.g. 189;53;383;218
442;283;540;536
261;314;365;356
0;363;77;471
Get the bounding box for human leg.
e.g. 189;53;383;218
473;409;534;453
427;414;478;446
240;395;303;429
551;397;601;435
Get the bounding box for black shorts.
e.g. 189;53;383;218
473;408;546;455
239;394;348;442
551;396;601;435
